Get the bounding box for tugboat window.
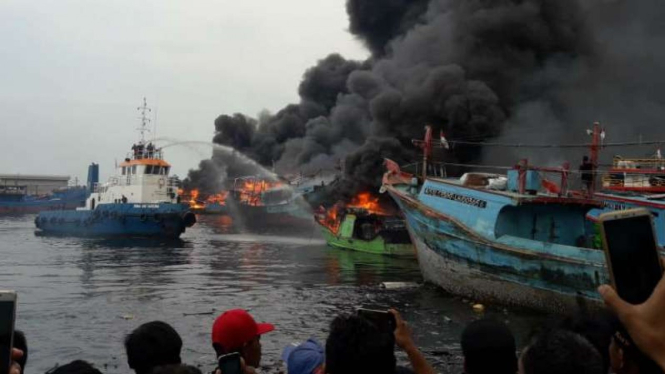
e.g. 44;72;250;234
164;167;170;175
153;166;162;175
145;165;153;174
132;165;137;175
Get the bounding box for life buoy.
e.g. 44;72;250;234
158;178;166;189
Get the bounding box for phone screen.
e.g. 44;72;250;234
218;353;241;374
603;215;663;304
357;309;396;333
0;300;15;374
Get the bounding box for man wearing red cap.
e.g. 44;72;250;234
212;309;275;371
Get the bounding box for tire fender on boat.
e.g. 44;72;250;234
182;212;197;228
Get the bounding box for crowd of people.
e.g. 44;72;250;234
8;269;665;374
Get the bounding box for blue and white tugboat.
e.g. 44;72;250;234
35;99;196;238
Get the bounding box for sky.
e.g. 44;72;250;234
0;0;368;183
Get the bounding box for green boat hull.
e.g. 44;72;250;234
318;213;415;257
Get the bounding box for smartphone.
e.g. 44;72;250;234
217;352;242;374
0;291;16;374
357;308;396;333
599;208;663;304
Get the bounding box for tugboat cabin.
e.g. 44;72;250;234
84;146;179;209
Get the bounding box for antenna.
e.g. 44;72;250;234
153;104;158;142
137;97;152;144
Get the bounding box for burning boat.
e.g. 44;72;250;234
226;176;312;226
314;193;414;257
382;125;611;312
180;189;229;215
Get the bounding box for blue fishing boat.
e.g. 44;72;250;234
381;126;613;312
35;99;196;238
0;184;87;214
588;192;665;247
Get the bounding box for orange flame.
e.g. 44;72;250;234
205;191;228;205
347;192;385;215
315;192;386;234
236;179;283;206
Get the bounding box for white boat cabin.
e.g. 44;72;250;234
81;147;179;210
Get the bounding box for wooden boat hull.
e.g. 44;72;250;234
319;224;415;257
386;183;608;312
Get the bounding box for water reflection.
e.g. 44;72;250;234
0;214;549;374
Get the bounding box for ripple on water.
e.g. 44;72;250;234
0;214;547;374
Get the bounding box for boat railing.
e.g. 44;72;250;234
402;162;449;178
125;148;164;161
93;174;181;193
612;156;665;170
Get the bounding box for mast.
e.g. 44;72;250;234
137;97;152;144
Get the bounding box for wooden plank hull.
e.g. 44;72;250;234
386;183;608;312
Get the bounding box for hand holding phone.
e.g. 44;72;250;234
0;291;16;374
599;208;663;304
357;308;396;333
217;352;242;374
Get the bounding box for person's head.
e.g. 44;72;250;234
609;328;662;374
282;338;325;374
150;364;202;374
461;319;516;374
124;321;183;374
49;360;103;374
559;313;615;373
13;330;27;373
325;314;396;374
583;156;590;162
520;329;603;374
211;309;275;368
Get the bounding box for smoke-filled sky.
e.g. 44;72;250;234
188;0;665;198
0;0;367;182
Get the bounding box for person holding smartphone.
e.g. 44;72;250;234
325;308;435;374
211;309;275;374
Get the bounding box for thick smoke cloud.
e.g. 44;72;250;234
188;0;665;201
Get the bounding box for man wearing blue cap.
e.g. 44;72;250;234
282;338;325;374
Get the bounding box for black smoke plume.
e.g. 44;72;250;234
188;0;665;201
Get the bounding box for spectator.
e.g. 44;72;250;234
12;330;27;374
609;326;661;374
125;321;183;374
211;309;274;370
461;319;516;374
520;329;603;374
282;338;325;374
151;364;203;374
599;259;665;371
559;313;615;373
325;309;435;374
48;360;103;374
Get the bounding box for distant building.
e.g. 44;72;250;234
0;174;70;195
